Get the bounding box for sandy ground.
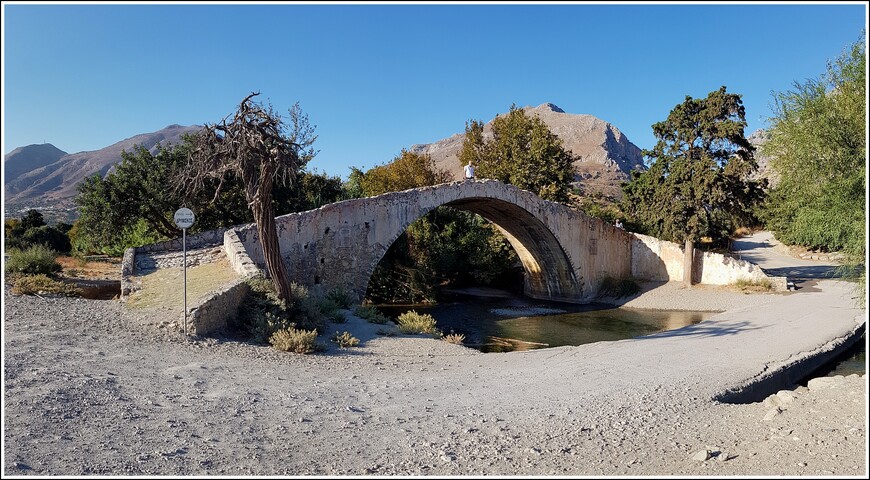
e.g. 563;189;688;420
3;279;867;477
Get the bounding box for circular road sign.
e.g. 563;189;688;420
174;208;195;229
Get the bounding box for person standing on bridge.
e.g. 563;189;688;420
464;161;476;181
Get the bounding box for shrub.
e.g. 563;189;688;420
327;309;347;323
331;331;360;348
325;286;355;309
269;327;321;354
12;274;82;297
238;278;325;343
354;305;390;324
597;276;641;298
317;296;341;315
442;332;466;345
5;244;62;276
396;310;438;334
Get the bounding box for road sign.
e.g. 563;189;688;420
174;208;195;229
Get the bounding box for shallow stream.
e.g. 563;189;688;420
377;290;715;353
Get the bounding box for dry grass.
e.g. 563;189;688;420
731;278;775;293
126;258;238;309
57;256;121;281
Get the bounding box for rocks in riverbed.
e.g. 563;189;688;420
763;407;782;421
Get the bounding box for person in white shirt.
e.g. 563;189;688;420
464;161;475;181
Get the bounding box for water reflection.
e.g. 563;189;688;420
378;293;714;353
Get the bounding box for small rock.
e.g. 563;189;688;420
807;377;837;391
529;447;542;456
763;394;784;409
691;450;711;462
776;390;798;404
716;451;731;462
763;407;782;421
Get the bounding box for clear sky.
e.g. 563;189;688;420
2;1;867;180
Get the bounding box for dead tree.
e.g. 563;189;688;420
179;92;317;303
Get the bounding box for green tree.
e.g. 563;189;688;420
459;105;576;202
622;86;764;286
359;149;451;196
761;35;866;302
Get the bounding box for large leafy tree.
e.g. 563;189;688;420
459;105;576;202
761;35;865;301
622;86;764;286
180;92;317;303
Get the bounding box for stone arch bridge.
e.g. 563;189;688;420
219;180;775;304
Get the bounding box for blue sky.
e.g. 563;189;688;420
2;2;867;180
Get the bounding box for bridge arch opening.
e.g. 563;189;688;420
362;196;583;304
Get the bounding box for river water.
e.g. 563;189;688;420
377;290;715;353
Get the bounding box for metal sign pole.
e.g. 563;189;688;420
183;227;187;336
173;207;195;339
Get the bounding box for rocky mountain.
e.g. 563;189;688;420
747;128;778;186
410;103;646;199
4;124;201;214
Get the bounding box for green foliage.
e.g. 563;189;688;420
357;149;451;197
73;136;345;256
459;105;576;202
366;207;522;304
353;305;390;324
269;327;321;354
11;274;83;297
622;86;765;248
19;209;46;230
760;34;865;304
325;286;356;309
396;310;438;334
331;331;360;348
237;277;325;343
5;210;72;253
5;244;62;276
317;296;347;323
597;276;641;298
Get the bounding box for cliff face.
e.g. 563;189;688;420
410;103;646;198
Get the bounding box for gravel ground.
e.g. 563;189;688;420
3;283;866;477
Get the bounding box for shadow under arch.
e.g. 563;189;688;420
361;195;583;303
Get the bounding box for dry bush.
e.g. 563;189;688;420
397;310;438;334
331;331;360;348
269;327;321;354
12;274;82;297
442;333;466;345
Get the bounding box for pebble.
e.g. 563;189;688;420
691;450;710;462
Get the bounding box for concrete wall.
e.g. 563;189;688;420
631;233;786;289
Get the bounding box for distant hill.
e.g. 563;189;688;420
4;124;201;215
410;103;647;199
4;143;68;184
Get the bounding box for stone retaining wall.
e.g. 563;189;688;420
188;278;250;336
